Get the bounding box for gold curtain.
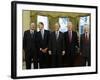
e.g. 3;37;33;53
48;16;59;31
30;11;37;30
69;17;79;32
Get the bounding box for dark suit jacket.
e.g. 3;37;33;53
23;30;37;61
49;31;65;54
36;30;50;50
64;31;79;55
80;33;90;57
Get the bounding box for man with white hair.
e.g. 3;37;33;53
80;24;90;66
23;22;38;69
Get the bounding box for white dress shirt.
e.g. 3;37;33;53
55;31;59;39
41;29;44;39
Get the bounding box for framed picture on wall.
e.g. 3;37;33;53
11;1;98;79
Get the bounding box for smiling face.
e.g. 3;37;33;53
38;22;44;31
84;24;89;33
54;23;60;31
30;23;35;30
67;22;73;31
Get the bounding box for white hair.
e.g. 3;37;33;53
84;24;89;29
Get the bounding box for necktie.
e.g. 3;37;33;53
56;31;59;39
41;30;44;39
68;31;72;43
85;33;88;40
85;33;88;43
31;32;34;38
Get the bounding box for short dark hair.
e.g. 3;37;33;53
39;22;44;26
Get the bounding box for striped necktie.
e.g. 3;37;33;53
68;31;72;43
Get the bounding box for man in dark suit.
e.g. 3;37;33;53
64;21;79;67
80;24;90;66
48;23;65;68
36;22;50;68
23;22;38;69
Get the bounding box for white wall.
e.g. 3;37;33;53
0;0;99;80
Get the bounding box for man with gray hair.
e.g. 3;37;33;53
48;22;65;68
80;24;90;66
64;21;79;67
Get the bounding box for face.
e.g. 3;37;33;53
39;23;44;30
84;26;89;33
67;22;73;31
55;23;60;31
30;23;35;30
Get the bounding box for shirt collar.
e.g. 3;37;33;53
68;30;72;32
85;32;89;36
40;29;44;32
30;29;34;34
55;30;59;33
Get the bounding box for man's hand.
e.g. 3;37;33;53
44;48;48;53
80;52;82;55
42;49;47;53
40;48;48;53
48;50;52;55
40;48;42;51
62;51;65;55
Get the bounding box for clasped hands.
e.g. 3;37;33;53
40;48;48;53
48;50;65;55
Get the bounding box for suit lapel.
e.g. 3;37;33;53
28;30;31;39
39;31;42;40
66;31;69;41
54;32;56;40
82;33;85;40
44;30;46;40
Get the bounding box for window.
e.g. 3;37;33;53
59;17;69;33
79;16;90;34
37;15;49;31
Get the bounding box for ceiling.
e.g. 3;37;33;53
30;10;90;18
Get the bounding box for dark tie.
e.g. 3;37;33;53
85;33;88;40
31;32;34;38
85;33;88;44
68;31;72;43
